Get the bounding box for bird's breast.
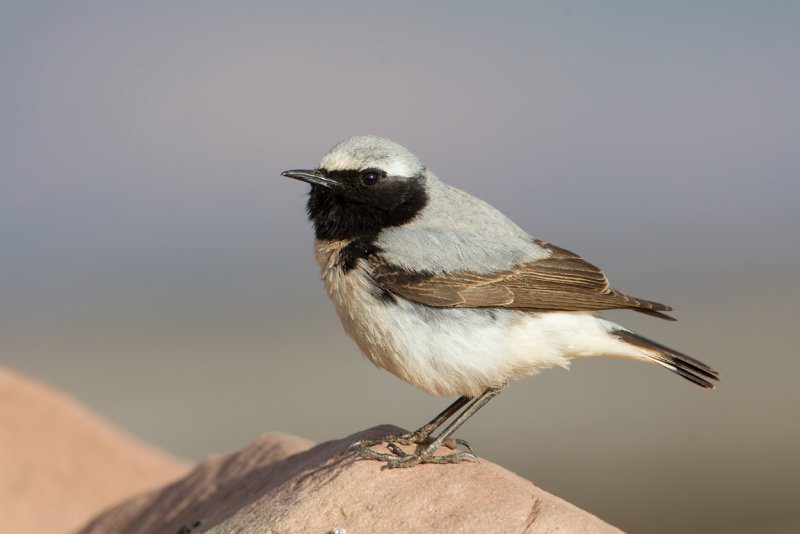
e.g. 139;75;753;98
313;238;386;325
312;238;556;397
313;238;401;369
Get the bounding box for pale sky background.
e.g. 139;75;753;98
2;2;799;533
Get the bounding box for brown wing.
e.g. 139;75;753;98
371;239;676;320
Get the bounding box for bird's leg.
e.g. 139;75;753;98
386;386;502;467
348;395;471;454
350;385;504;468
396;394;472;446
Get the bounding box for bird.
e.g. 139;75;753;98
281;134;719;468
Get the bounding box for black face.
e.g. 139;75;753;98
306;167;429;240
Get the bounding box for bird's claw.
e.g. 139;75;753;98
385;450;478;468
348;435;477;468
442;438;474;452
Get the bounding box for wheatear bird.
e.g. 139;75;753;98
282;135;719;468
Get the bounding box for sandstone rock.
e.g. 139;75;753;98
79;425;622;534
0;366;190;534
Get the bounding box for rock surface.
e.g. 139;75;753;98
0;365;190;534
79;425;622;534
1;364;620;533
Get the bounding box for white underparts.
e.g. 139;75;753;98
315;240;658;397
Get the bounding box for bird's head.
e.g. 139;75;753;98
282;135;429;240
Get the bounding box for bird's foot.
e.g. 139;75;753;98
384;442;477;468
354;425;472;449
348;435;476;468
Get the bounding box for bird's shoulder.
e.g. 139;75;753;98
374;226;548;274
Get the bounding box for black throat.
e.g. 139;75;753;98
306;172;429;241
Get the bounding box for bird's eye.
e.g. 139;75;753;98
361;170;381;186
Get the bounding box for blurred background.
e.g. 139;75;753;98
2;2;798;532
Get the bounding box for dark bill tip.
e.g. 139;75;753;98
281;169;342;188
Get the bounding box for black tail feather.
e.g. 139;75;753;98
612;329;720;389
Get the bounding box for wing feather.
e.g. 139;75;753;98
370;239;676;320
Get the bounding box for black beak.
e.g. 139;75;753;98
281;169;342;189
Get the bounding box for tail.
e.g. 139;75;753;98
611;328;720;389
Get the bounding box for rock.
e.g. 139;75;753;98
79;425;622;534
0;364;620;533
0;366;190;534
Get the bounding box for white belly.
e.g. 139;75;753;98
314;240;581;396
